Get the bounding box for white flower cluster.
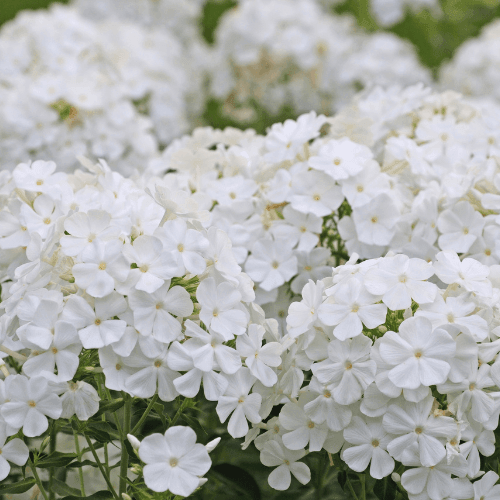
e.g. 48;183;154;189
369;0;441;27
241;251;500;498
208;0;430;123
0;157;263;496
0;4;201;174
327;84;500;264
440;18;500;102
72;0;204;44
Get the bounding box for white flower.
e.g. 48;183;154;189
12;160;65;194
378;316;456;389
245;239;298;292
311;335;376;405
318;278;387;340
216;367;262;438
342;416;395;479
62;293;127;349
0;431;29;481
472;471;500;500
383;396;457;467
433;250;492;297
279;395;328;452
1;375;62;437
72;240;129;298
287;279;325;338
308;138;372;180
122;235;178;293
139;426;211;497
363;254;437;310
154;218;208;276
197;277;247;340
352;194;399;246
260;439;310;491
60;381;100;421
237;324;282;387
128;280;193;343
60;210;119;257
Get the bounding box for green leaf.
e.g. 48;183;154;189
60;490;114;500
94;398;124;418
51;478;82;497
66;460;99;469
35;451;77;468
0;478;36;494
87;421;120;440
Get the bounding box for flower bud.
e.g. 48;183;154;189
391;472;401;483
205;437;221;453
130;464;142;475
127;434;141;450
198;478;208;488
122;494;132;500
378;325;387;333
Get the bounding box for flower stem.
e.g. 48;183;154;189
28;458;49;500
83;432;120;500
169;397;189;427
73;428;86;496
345;472;359;500
49;423;56;500
358;473;366;500
131;394;158;435
119;396;132;498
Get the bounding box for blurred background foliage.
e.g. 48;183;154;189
2;1;500;498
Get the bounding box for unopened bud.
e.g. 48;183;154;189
391;472;401;483
205;437;221;453
39;435;51;453
130;464;142;475
122;494;132;500
127;434;141;450
378;325;387;334
198;478;208;488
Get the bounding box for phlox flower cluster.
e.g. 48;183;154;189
208;0;430;124
368;0;441;27
239;251;500;498
440;18;500;103
326;84;500;264
0;4;202;173
0;157;264;496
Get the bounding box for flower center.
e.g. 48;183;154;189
52;347;58;354
399;275;407;283
371;216;378;223
313;194;321;201
28;400;36;408
469;383;476;391
463;227;469;235
324;391;331;398
213;309;219;317
345;361;353;370
156;303;162;310
357;185;364;192
229;192;236;199
485;249;491;256
371;439;379;447
272;261;279;269
43;218;51;225
139;265;149;273
304;265;312;271
115;364;122;371
98;262;107;270
170;458;178;467
351;304;359;313
447;314;454;323
333;158;341;166
95;319;101;325
300;226;307;233
415;427;423;434
307;421;315;428
177;244;184;253
154;360;162;368
36;179;44;186
414;351;422;359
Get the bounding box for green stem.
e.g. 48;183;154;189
119;397;132;497
48;423;56;500
28;458;49;500
73;429;86;496
131;394;158;435
358;473;366;500
169;397;188;427
83;432;120;500
345;472;359;500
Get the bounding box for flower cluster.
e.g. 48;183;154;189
208;0;430;123
369;0;441;27
0;157;262;496
239;251;500;498
0;4;202;173
440;18;500;103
